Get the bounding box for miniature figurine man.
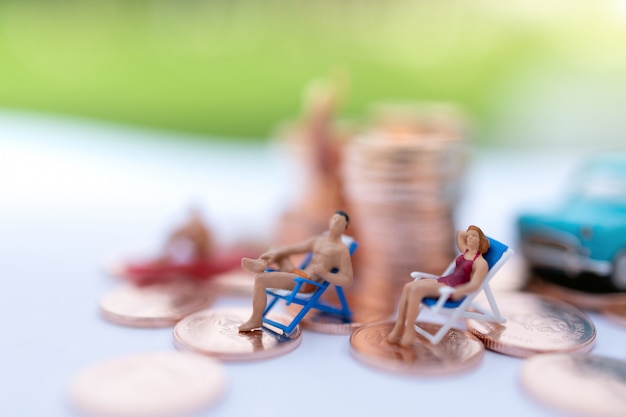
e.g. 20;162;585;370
238;210;354;332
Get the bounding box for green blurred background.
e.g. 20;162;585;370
1;0;626;147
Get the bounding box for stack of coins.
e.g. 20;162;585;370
340;102;469;309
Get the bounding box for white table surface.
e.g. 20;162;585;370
1;111;625;417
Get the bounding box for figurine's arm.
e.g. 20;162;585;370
456;230;469;253
260;236;317;262
451;257;488;300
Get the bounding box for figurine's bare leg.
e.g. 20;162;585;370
388;283;411;344
238;271;298;332
242;252;296;274
276;257;296;272
241;258;269;274
399;280;442;348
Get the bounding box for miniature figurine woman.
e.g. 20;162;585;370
387;225;490;347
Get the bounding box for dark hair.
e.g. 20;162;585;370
335;210;350;228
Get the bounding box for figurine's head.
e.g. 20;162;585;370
330;210;350;231
467;225;490;253
188;205;204;221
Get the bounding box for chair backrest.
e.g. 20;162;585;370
483;237;509;270
299;234;357;270
471;236;511;293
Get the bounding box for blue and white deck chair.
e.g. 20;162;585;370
262;235;357;334
411;236;512;345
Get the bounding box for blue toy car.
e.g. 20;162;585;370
517;154;626;292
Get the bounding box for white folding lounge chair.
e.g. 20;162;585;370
411;236;512;344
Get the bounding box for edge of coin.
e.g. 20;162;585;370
99;307;181;328
98;281;213;328
519;353;626;417
68;351;227;417
172;308;303;362
600;303;626;328
466;292;597;358
468;326;595;359
349;320;485;376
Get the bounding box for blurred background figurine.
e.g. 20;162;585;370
160;206;216;263
118;206;249;286
387;225;490;347
274;73;351;244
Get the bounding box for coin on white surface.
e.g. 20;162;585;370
173;307;302;361
99;280;211;327
68;351;226;417
520;353;626;417
466;292;596;358
350;321;485;376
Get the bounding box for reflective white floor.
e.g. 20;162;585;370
1;111;624;417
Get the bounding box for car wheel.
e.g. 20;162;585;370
613;250;626;290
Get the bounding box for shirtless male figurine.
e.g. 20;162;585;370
238;210;353;332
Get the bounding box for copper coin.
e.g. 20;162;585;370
602;303;626;328
350;321;484;376
526;276;626;311
173;307;302;361
68;351;226;417
520;353;626;417
209;270;254;296
99;280;211;327
287;290;393;334
466;292;596;358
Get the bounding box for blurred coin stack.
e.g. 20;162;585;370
341;102;469;307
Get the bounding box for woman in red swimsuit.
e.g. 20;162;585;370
387;225;490;347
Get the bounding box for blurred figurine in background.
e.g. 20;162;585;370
118;206;249;286
274;72;351;243
238;210;354;332
160;207;215;263
387;226;490;347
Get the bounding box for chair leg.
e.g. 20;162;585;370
335;286;352;317
415;302;467;344
483;286;506;322
309;286;352;317
262;287;330;334
263;295;280;317
262;294;293;333
281;289;327;333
